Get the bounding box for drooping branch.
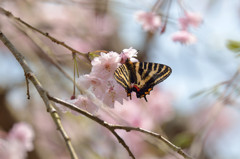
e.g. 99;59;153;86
48;95;192;159
112;126;192;159
0;31;79;159
47;95;135;159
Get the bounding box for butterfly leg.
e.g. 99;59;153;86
127;92;132;100
144;96;148;102
130;94;132;100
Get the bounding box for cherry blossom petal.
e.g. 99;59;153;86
74;95;99;114
134;11;161;32
185;11;203;28
7;122;34;151
103;80;128;107
179;11;203;30
91;51;121;79
78;74;102;90
179;16;189;30
120;47;139;64
171;31;197;44
0;122;35;159
58;95;98;115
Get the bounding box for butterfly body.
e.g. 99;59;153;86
114;59;172;102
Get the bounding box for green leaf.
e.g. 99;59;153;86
172;132;194;148
226;40;240;53
88;50;108;61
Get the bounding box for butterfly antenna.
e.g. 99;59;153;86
144;96;148;102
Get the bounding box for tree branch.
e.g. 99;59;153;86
48;95;192;159
112;126;192;159
47;95;136;159
0;31;79;159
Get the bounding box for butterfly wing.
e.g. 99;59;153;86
114;64;132;99
132;62;172;101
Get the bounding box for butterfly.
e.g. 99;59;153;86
114;59;172;102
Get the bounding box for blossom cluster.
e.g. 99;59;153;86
134;11;162;33
134;10;202;44
172;11;203;44
63;48;138;114
0;122;34;159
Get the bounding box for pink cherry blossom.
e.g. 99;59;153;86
78;74;104;97
91;51;121;79
7;122;34;151
178;17;189;31
120;47;139;64
134;11;161;32
179;11;203;30
186;12;202;28
0;122;34;159
84;50;135;107
66;49;133;110
102;79;127;106
60;95;98;115
172;11;202;44
74;95;99;114
171;30;197;44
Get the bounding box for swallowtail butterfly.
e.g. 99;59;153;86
114;59;172;102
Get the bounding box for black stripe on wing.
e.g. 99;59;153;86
114;64;132;98
135;62;171;84
132;62;172;100
139;63;172;91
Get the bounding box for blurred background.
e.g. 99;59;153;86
0;0;240;159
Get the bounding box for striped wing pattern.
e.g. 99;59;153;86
114;64;132;99
132;62;172;101
114;60;172;102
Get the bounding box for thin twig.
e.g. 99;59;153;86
72;53;77;99
0;7;88;58
24;72;30;99
189;68;240;158
111;130;135;159
112;126;192;158
48;95;192;159
0;31;78;159
0;6;90;87
13;18;90;93
152;0;164;12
